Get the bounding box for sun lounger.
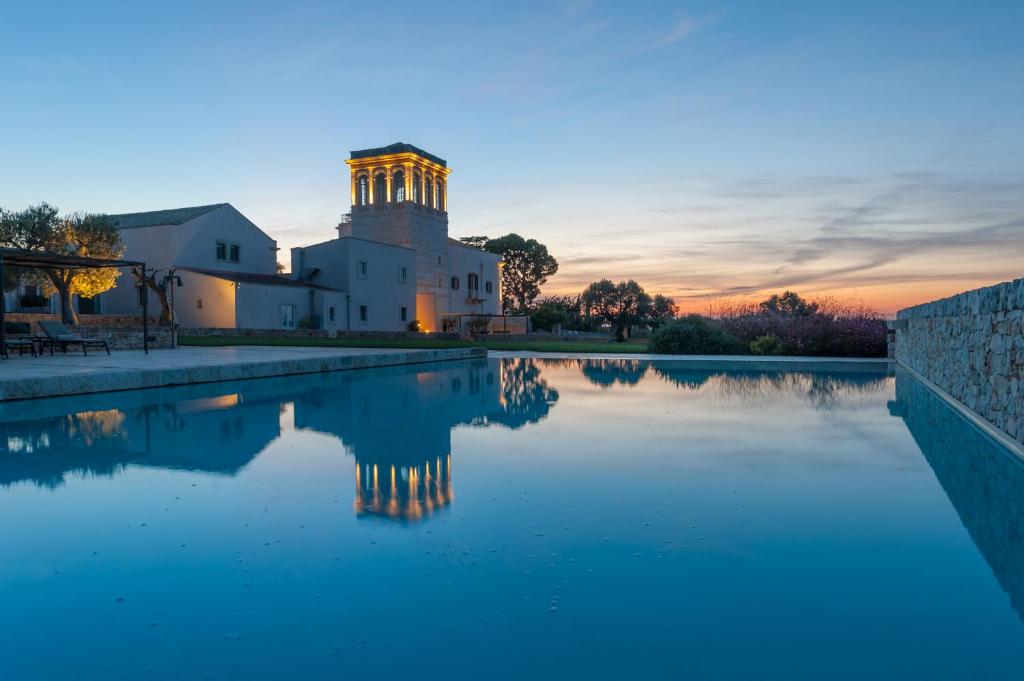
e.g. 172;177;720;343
37;320;110;356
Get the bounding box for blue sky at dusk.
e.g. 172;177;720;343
2;0;1022;312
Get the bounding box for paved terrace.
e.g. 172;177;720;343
0;346;485;401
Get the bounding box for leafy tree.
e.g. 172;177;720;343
580;279;652;342
460;233;558;314
457;236;489;250
529;295;582;332
648;294;679;328
0;204;124;324
760;291;818;316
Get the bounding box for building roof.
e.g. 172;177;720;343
350;142;446;168
180;267;338;291
109;204;228;230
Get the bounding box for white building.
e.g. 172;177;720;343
295;142;503;332
99;143;501;333
102;203;345;331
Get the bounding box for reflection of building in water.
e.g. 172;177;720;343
890;371;1024;621
294;357;556;522
0;390;282;489
0;358;559;524
353;455;453;523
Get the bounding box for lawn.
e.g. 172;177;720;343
179;335;650;354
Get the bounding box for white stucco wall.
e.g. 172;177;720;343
103;204;279;318
174;272;237;328
291;237;416;331
234;282;343;331
174;205;278;273
447;243;502;316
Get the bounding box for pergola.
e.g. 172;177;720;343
0;248;149;356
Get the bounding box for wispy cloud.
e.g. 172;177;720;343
564;0;594;18
648;11;725;51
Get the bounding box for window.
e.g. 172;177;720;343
196;298;203;309
229;244;240;262
485;281;493;294
357;260;368;278
400;266;408;283
437;255;442;265
216;241;226;260
393;169;405;202
401;306;408;322
329;306;336;322
435;181;443;211
412;173;420;203
359;305;368;323
374;173;386;205
358;175;369;206
450;276;460;291
424;178;433;208
280;304;296;329
468;272;480;291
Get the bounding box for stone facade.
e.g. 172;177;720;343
181;327;460;341
895;276;1024;444
4;313;172;350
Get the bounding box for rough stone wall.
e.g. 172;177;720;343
4;313;171;350
896;276;1024;444
181;327;460;341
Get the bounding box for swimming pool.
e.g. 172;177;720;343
1;357;1022;679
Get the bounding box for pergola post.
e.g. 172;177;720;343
141;263;149;354
0;251;6;360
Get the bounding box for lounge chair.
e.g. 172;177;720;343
1;337;38;359
37;320;110;356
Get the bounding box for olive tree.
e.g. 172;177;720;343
0;203;124;324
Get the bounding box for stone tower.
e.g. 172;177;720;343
341;142;453;329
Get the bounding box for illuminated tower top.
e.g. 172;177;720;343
346;142;452;211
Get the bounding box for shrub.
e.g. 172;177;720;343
649;315;742;355
713;295;887;358
406;319;422;332
750;333;785;355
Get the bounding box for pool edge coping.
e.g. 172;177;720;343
0;347;487;402
896;362;1024;461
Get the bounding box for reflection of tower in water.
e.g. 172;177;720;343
353;454;453;523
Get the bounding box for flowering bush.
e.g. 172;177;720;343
710;294;887;358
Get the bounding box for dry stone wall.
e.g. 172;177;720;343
896;277;1024;444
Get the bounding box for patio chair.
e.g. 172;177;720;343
1;337;38;359
37;320;110;356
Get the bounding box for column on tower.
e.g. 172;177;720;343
385;165;392;204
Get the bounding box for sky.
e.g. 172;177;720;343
2;0;1022;314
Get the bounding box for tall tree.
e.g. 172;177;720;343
457;236;489;250
649;294;679;328
474;233;558;314
759;291;818;316
580;279;652;341
0;204;124;324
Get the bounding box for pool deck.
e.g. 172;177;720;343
0;346;486;401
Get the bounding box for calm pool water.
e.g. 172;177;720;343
1;357;1023;679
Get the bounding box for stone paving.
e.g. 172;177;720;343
0;346;485;401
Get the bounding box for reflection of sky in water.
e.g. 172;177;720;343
0;359;1022;679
